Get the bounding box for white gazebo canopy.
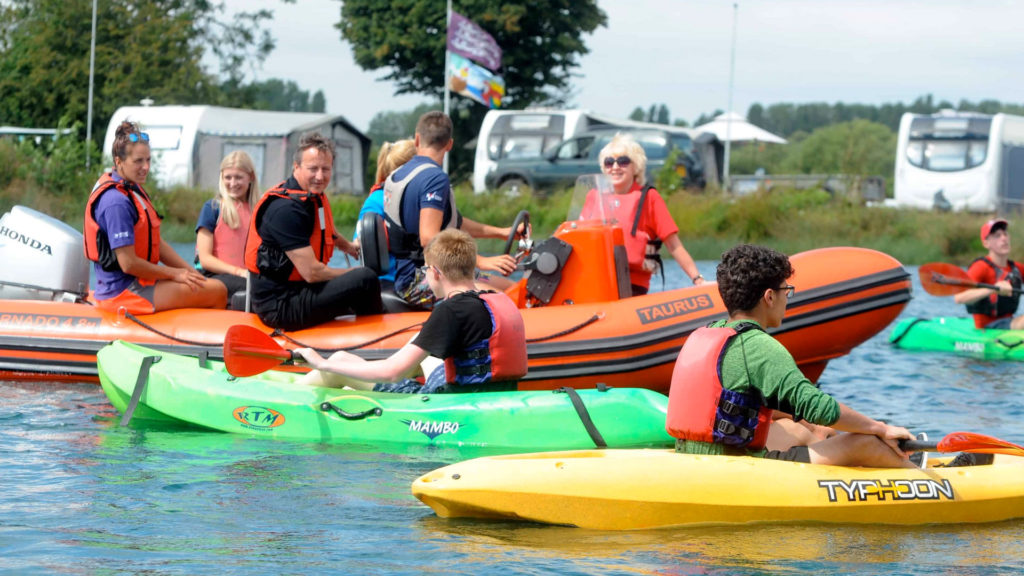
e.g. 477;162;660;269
695;112;787;144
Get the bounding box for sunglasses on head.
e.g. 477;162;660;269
602;155;632;168
127;132;150;143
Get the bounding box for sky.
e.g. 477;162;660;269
226;0;1024;133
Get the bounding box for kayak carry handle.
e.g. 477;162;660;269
319;401;383;420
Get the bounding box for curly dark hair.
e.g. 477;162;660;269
716;244;794;314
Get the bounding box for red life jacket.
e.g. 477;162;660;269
965;257;1022;327
244;182;336;282
666;324;773;450
444;291;528;386
82;172;161;286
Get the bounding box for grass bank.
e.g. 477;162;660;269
0;135;991;266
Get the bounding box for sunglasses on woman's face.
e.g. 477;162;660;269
127;132;150;143
602;155;632;168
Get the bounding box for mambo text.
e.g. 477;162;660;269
818;478;954;502
0;226;52;255
0;314;100;331
636;294;714;324
954;341;984;354
403;419;460;440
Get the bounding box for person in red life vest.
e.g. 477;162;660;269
295;229;527;394
667;244;918;468
194;150;261;297
579;133;703;296
244;132;383;331
954;218;1024;330
84;121;227;314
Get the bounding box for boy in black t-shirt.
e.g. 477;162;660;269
296;229;527;392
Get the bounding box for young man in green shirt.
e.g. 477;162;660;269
668;244;916;468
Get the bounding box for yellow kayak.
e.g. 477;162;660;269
412;449;1024;530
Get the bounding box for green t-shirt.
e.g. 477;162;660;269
676;319;840;456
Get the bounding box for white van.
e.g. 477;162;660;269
472;108;722;193
472;109;607;193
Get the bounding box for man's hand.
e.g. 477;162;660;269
478;254;517;276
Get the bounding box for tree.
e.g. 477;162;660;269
656;104;670;125
337;0;607;179
628;107;645;121
0;0;276;149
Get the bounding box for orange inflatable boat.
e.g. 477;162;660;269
0;204;912;390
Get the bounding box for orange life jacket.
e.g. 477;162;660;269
244;183;336;282
444;291;528;386
666;324;773;450
82;172;161;286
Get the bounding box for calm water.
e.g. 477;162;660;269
4;261;1024;575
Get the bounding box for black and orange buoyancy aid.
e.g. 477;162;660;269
83;172;161;284
443;291;528;387
666;323;773;450
244;182;336;282
965;257;1022;320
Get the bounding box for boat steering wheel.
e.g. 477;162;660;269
503;210;532;259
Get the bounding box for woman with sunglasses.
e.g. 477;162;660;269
194;150;261;298
580;133;703;296
84;121;227;313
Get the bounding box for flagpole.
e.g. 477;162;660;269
442;0;452;172
723;2;738;193
86;0;97;169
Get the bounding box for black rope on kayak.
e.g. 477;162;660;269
272;323;426;353
527;313;603;344
124;311;225;348
555;386;608;448
120;355;161;427
888;317;927;346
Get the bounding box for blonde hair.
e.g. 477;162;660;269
217;150;260;229
424;229;477;282
375;139;416;184
599;133;648;186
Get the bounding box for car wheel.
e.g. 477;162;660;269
498;177;532;198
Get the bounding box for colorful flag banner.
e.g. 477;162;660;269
448;53;505;108
447;11;502;72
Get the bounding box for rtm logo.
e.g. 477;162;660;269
817;478;954;502
0;226;53;255
402;419;460;440
232;406;285;430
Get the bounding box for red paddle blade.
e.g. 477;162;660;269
937;431;1024;456
919;262;975;296
224;325;292;377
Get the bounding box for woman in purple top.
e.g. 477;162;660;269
84;121;227;313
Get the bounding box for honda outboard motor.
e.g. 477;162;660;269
0;205;89;302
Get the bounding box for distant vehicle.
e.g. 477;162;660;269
483;128;710;195
892;110;1024;212
472;108;721;193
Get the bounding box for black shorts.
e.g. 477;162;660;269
764;445;811;463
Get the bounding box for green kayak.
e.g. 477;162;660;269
889;316;1024;360
98;340;674;451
